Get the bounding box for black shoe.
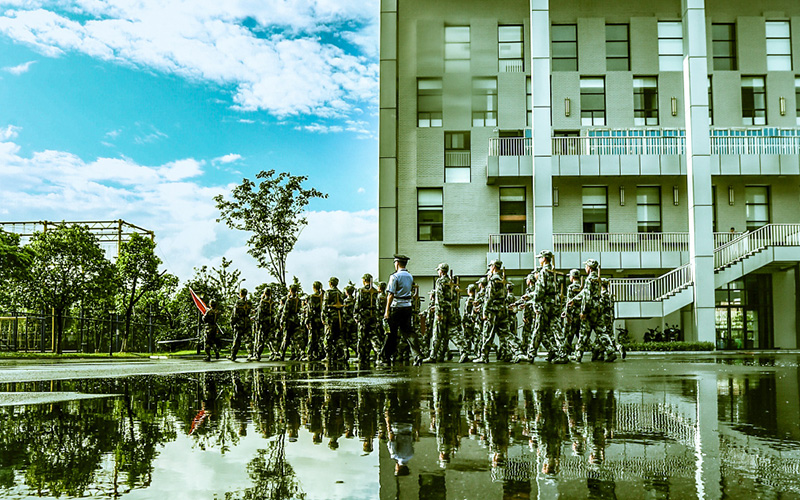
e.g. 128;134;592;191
215;351;220;360
413;357;422;366
605;352;617;362
203;356;211;362
458;354;471;363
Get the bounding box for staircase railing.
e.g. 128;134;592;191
714;223;800;271
610;263;692;302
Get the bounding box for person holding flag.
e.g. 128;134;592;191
201;299;221;361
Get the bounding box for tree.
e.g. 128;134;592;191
116;233;164;351
0;229;32;309
209;256;244;310
27;224;115;353
214;170;327;287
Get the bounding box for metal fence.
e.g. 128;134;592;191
610;264;693;302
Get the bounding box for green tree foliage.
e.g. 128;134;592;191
116;233;165;351
214;169;327;287
208;256;244;311
27;224;115;353
0;229;32;309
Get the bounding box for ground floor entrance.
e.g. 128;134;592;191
715;275;773;349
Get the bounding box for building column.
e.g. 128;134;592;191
378;0;399;280
682;0;716;343
530;0;553;253
694;374;721;499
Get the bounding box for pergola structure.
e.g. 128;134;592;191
0;219;155;258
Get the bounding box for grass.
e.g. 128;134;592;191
625;341;715;352
0;351;146;359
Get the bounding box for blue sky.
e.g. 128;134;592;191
0;0;380;286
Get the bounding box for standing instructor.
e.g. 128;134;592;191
382;254;423;366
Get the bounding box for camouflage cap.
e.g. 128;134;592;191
467;284;476;292
313;280;323;290
329;276;339;286
489;259;503;269
478;277;488;285
377;281;387;290
537;249;554;260
208;298;217;307
240;288;248;296
436;262;449;273
526;272;536;282
600;278;610;285
569;269;581;279
584;259;599;270
289;283;301;292
362;273;373;281
506;283;514;291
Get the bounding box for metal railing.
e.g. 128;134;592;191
714;223;800;271
445;151;471;166
610;264;693;302
488;233;535;254
551;135;685;155
710;135;800;155
553;232;689;252
714;232;743;248
488;137;532;156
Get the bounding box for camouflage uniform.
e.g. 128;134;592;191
278;286;302;360
422;291;435;354
599;280;616;357
560;271;583;357
253;291;277;360
473;278;487;347
355;275;379;365
229;290;253;361
573;261;616;362
519;274;535;352
462;285;476;355
526;255;560;361
501;284;517;361
476;262;512;363
201;301;221;361
304;284;324;361
322;278;346;363
375;283;389;357
342;283;357;359
428;264;469;362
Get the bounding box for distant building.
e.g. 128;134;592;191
378;0;800;348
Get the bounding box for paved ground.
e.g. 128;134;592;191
0;351;797;385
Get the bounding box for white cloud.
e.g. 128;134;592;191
295;119;376;139
2;60;36;75
0;1;379;118
105;129;121;139
0;130;377;286
213;153;242;164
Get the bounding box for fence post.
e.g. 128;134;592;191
148;304;154;354
40;308;45;353
79;308;84;353
12;308;17;352
109;311;114;357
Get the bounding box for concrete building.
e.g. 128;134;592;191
379;0;800;348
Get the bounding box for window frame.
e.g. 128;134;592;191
444;131;471;183
636;186;662;233
580;77;606;126
498;24;524;72
551;24;578;71
766;21;792;72
417;78;443;128
499;186;527;234
606;24;630;71
472;77;498;127
582;186;609;234
741;75;767;126
417;188;444;241
633;76;659;126
744;186;770;231
657;21;683;72
712;23;737;71
444;25;470;73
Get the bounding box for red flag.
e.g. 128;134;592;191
189;287;208;315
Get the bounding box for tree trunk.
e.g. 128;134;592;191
123;305;133;352
54;307;64;355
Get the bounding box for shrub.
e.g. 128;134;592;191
625;341;715;352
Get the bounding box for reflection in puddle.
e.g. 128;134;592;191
0;358;798;499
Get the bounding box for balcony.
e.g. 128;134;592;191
486;128;800;178
487;232;742;270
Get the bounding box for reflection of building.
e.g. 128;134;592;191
378;0;800;347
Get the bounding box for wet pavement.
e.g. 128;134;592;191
0;354;799;499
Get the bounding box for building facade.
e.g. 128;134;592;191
379;0;800;348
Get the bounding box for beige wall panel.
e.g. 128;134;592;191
766;72;796;127
416;129;444;185
498;73;526;130
631;17;659;74
416;19;442;76
443;74;472;129
552;73;581;130
606;72;634;128
737;17;767;74
444;183;497;243
471;18;497;75
711;71;743;127
578;18;606;74
659;72;685;128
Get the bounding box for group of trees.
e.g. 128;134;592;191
0;170;326;354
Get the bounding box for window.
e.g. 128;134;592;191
796;77;800;125
526;77;532;127
418;189;443;241
417;79;442;128
708;76;714;126
580;78;606;126
445;26;470;72
552;24;578;71
633;77;659;126
499;25;524;72
472;78;497;127
582;186;608;233
637;186;662;233
745;186;769;231
712;23;737;70
766;21;792;71
606;24;630;71
444;132;470;183
741;76;766;126
658;21;683;71
500;187;526;233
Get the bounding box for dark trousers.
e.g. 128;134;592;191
382;306;421;362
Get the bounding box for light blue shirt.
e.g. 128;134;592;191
387;268;413;307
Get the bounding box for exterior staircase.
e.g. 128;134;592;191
612;224;800;319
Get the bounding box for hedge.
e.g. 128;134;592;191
624;341;715;352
